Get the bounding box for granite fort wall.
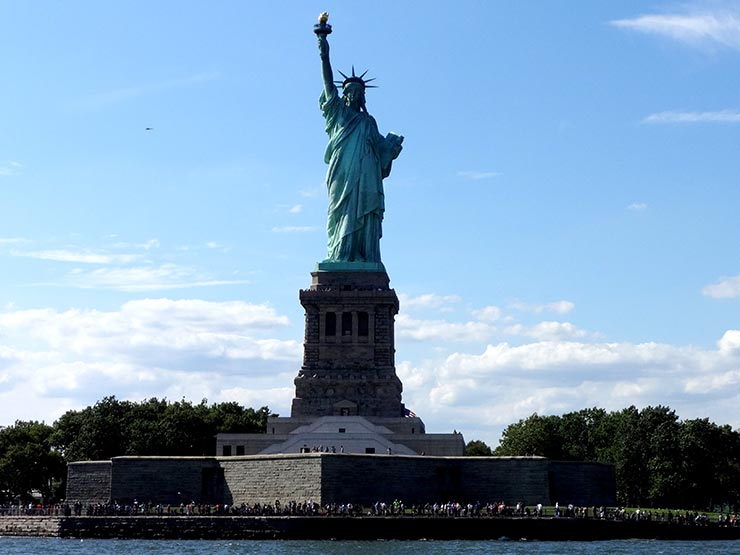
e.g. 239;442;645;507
65;454;616;507
319;455;553;505
394;435;466;456
66;461;112;504
220;454;323;505
110;457;221;505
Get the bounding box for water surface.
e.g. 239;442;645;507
2;538;740;555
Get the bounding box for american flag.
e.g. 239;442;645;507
403;408;417;418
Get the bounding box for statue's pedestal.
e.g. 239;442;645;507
291;269;404;418
216;266;465;455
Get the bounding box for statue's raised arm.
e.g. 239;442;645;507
315;12;334;98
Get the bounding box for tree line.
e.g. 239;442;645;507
466;406;740;511
0;396;270;503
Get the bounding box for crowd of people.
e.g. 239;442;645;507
2;499;739;527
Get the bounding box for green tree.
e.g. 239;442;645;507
495;413;564;458
677;418;740;510
558;408;611;461
492;404;740;510
643;405;682;507
51;396;134;461
591;405;680;507
465;439;493;456
51;396;272;461
0;421;66;503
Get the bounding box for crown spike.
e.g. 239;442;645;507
338;67;377;91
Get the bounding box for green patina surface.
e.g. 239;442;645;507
316;15;403;268
315;260;386;273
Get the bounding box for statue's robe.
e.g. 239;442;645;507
320;85;396;263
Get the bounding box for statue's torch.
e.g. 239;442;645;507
314;12;332;35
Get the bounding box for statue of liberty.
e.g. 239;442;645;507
314;13;403;268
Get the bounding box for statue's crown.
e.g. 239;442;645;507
335;66;376;91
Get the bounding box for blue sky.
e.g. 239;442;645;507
1;1;739;446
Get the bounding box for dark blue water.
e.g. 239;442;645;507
1;538;740;554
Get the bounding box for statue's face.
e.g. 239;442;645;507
343;84;365;110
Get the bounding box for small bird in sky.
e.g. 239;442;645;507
145;127;153;131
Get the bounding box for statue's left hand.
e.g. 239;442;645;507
386;132;403;159
391;142;403;159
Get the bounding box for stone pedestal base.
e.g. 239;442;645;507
291;270;404;418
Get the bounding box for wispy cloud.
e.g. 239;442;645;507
472;306;505;322
171;241;229;254
7;238;246;292
271;226;318;233
0;161;21;177
628;202;648;211
67;264;248;292
73;72;220;110
11;249;140;264
289;204;303;214
611;10;740;50
110;239;160;251
642;110;740;124
399;293;461;312
509;300;575;315
702;274;740;298
457;170;500;180
0;237;26;245
300;186;322;198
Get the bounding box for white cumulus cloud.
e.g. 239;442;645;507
516;321;589;341
718;330;740;354
398;331;740;445
396;314;495;343
703;274;740;298
0;299;300;425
